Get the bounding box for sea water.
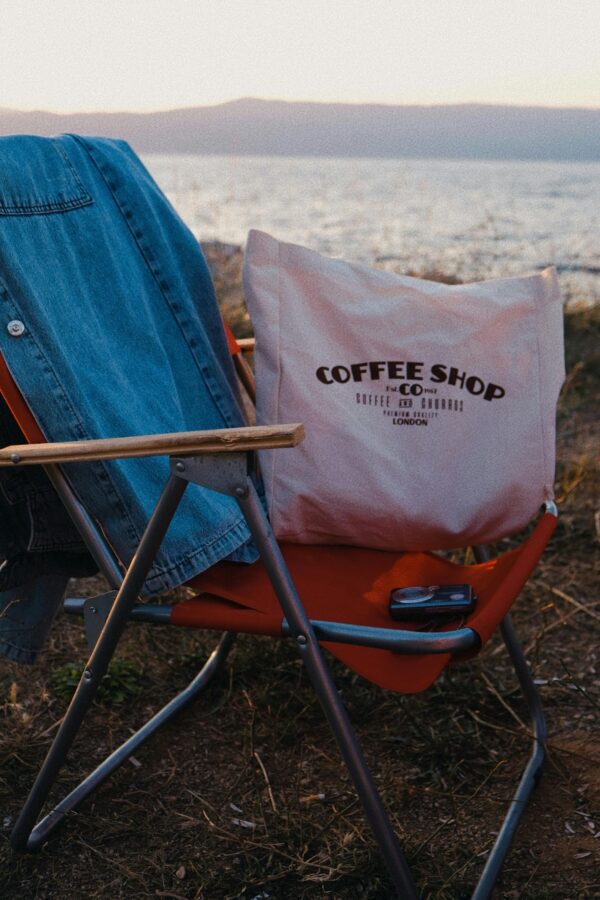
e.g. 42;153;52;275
143;154;600;304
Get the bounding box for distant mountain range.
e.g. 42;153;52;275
1;98;599;160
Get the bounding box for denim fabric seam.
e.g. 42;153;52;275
0;143;93;216
54;142;94;202
71;135;241;431
0;198;94;217
25;499;93;553
143;514;251;594
144;489;252;590
148;505;246;574
0;637;37;665
0;477;58;505
75;461;142;549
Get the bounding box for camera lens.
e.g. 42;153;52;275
393;587;434;604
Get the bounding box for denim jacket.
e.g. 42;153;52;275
0;135;255;661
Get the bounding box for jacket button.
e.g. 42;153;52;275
7;320;25;337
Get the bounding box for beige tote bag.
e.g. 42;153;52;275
244;229;564;551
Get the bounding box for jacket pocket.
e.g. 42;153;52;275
0;135;93;216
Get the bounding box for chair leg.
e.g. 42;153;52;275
11;474;189;852
470;612;547;900
236;482;420;899
12;631;236;851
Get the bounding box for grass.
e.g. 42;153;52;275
49;658;144;706
0;296;598;899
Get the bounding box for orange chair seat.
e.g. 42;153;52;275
183;514;555;694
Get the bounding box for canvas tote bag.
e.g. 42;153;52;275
244;230;564;551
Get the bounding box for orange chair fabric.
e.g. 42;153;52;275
184;515;555;694
222;321;241;357
0;355;46;442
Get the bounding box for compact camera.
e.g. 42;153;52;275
389;584;476;622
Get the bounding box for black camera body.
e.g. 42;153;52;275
389;584;476;622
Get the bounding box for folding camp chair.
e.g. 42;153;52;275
2;328;558;899
0;135;557;897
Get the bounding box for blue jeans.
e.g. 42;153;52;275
0;135;256;662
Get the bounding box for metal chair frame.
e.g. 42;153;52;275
9;449;553;900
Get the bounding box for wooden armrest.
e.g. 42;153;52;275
0;424;304;466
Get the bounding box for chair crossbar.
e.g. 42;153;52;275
63;597;479;654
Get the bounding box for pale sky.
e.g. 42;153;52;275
1;0;599;112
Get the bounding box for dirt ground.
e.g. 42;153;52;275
0;274;598;899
